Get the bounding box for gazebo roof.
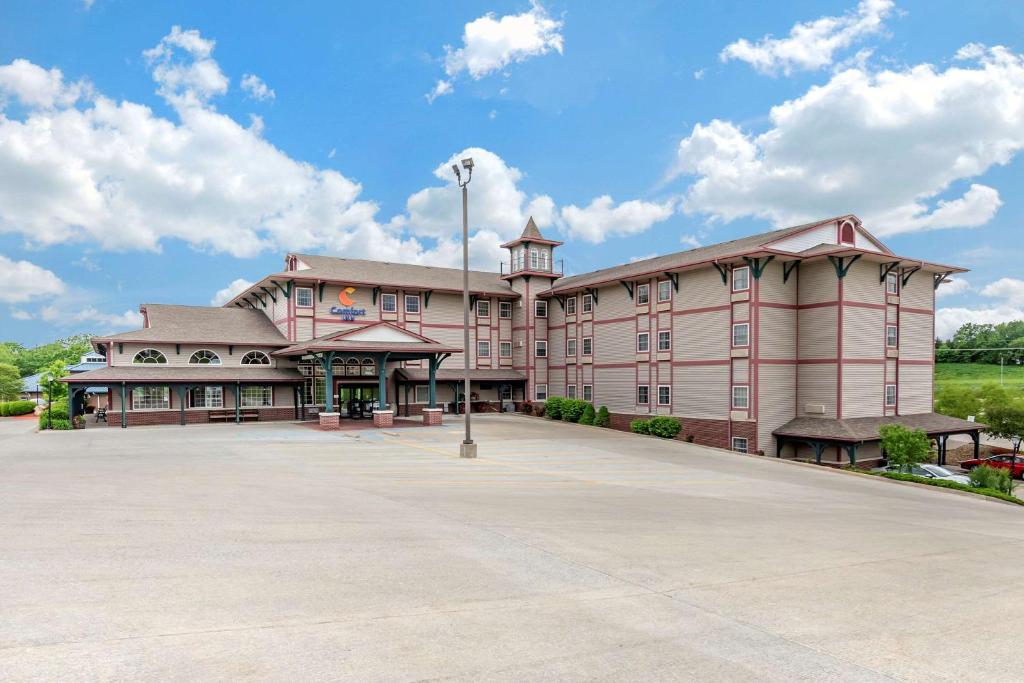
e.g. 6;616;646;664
773;413;985;443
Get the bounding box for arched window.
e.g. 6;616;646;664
839;220;856;245
188;349;221;365
240;350;270;365
345;357;360;376
132;349;167;364
361;358;376;376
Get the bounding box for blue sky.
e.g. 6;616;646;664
1;0;1022;345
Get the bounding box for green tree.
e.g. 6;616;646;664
594;406;611;427
879;424;932;471
934;384;980;419
579;403;596;425
0;363;22;401
39;360;69;402
985;404;1024;457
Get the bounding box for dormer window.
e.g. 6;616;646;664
839;220;856;245
530;249;539;270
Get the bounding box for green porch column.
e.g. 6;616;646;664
176;385;187;425
120;382;127;428
67;387;76;422
377;352;390;410
235;381;241;423
428;355;438;408
323;352;336;412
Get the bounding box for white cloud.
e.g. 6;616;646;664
693;69;705;80
935;276;1024;338
720;0;894;75
143;26;228;107
981;278;1024;307
0;59;89;109
672;45;1024;237
10;309;33;320
0;254;65;303
240;73;274;101
935;277;971;299
559;195;676;244
210;278;255;306
629;253;657;263
40;304;143;332
679;234;702;248
327;148;336;159
430;1;563;99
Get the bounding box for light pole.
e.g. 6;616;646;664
452;157;477;458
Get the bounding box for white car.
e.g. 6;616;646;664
882;464;972;485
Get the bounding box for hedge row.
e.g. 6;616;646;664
630;416;682;439
540;397;611;427
0;400;36;417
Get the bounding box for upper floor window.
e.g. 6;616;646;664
582;294;593;313
732;266;750;292
405;295;420;314
295;287;313;308
381;293;397;313
885;384;897;407
476;300;490;318
566;338;577;356
535;340;548;357
477;340;491;358
658;330;672;352
188;349;221;365
535;300;548;318
361;358;376;376
886;325;898;348
658;280;672;302
499;341;512;358
839;220;856;245
565;296;576;315
732;323;750;347
637;384;649;405
240;350;271;365
732;385;749;409
637;332;650;353
582;336;593;356
636;284;650;305
499;301;512;318
886;273;899;295
540;250;549;271
530;249;539;270
132;349;167;364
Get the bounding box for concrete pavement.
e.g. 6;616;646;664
1;414;1022;681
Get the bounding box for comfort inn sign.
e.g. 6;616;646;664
329;287;366;321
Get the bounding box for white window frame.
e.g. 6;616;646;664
582;336;593;356
658;280;672;302
566;338;577;356
535;300;548;318
535;340;548;357
477;340;491;358
499;301;512;318
540;250;549;271
240;385;273;408
732;266;750;292
565;296;576;315
886;325;898;348
732;437;749;453
583;384;593;402
637;384;649;405
636;283;650;305
886;273;899;295
530;249;539;270
636;332;650;353
476;300;490;318
582;294;593;313
188;349;222;365
240;350;271;366
381;292;397;313
295;286;313;308
414;385;430;404
567;384;577;399
132;386;169;410
499;341;512;358
732;385;749;409
732;323;750;347
132;348;167;364
535;383;548;401
657;385;671;406
404;294;420;314
658;330;671;352
885;384;897;407
189;386;224;408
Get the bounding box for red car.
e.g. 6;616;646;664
958;454;1024;479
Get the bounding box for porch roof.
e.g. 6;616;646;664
61;365;303;384
274;340;461;356
773;413;985;444
395;368;526;383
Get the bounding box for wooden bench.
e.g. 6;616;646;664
208;409;260;422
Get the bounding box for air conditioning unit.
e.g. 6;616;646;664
518;340;524;347
804;403;826;415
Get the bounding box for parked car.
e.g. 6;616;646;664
881;464;973;485
958;454;1024;480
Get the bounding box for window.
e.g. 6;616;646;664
132;349;167;364
535;300;548;318
188;349;221;365
583;384;593;402
839;220;856;245
405;295;420;314
477;300;490;318
636;332;650;353
582;337;593;356
499;301;512;318
500;385;512;400
885;384;897;407
240;385;273;407
636;284;650;305
658;331;671;352
530;249;539;270
732;323;750;347
886;325;898;347
302;374;325;405
535;383;548;401
657;385;671;405
658;280;672;302
240;350;270;365
414;385;430;403
732;385;749;409
567;384;577;399
189;386;223;408
540;250;549;272
361;358;376;376
582;294;593;313
637;385;649;405
566;338;577;356
732;437;749;454
535;340;547;357
732;266;750;292
477;340;491;357
344;358;361;376
886;273;898;295
499;341;512;358
565;297;576;315
295;287;313;308
132;386;168;410
381;293;397;313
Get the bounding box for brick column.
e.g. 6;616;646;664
372;410;394;428
319;412;340;430
422;407;443;426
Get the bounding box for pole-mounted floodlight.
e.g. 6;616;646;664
454;157;476;458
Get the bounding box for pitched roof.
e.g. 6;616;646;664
773;413;985;443
61;365;303;383
521;216;543;239
98;305;290;346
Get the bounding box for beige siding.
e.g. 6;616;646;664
797;261;837;305
757;260;797;305
797;364;837;418
110;343;283;368
676;365;729;419
676;310;729;361
843;261;884;304
595;321;633;363
758;364;796;455
843;306;885;359
596;367;634;413
901;272;933;310
898;363;932;414
842;364;883;418
798;307;837;359
732;358;749;383
679;267;727;308
759;307;796;360
886;360;897;383
900;311;933;361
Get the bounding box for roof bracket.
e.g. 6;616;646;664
423;290;432;308
783;260;800;284
251;292;266;308
933;271;953;290
260;286;277;304
711;261;728;285
175;344;180;355
228;345;234;355
879;261;901;283
469;294;478;312
371;287;380;306
827;254;861;279
270;280;292;299
901;265;921;288
586;287;599;305
619;281;634;299
743;255;775;279
555;295;565;311
663;272;679;292
234;302;244;308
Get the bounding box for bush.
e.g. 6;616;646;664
867;470;1022;506
579;404;596;425
519;400;533;414
630;419;650;434
879;424;932;470
544;396;565;420
594;406;610;428
0;403;6;417
561;399;587;423
648;416;682;439
2;400;36;416
532;402;546;417
38;399;69;429
48;418;72;431
970;464;1013;495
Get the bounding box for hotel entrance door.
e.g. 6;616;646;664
337;384;378;419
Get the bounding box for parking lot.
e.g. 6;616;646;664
2;414;1023;681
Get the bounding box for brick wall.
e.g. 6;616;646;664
107;407;296;427
609;412;741;451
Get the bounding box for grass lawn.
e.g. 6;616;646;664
935;363;1024;392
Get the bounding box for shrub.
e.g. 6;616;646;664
579;403;596;425
630;419;650;434
48;418;72;431
594;405;611;428
519;400;533;414
0;403;6;417
879;424;932;470
544;396;565;420
970;464;1013;495
0;400;35;416
562;399;587;423
648;416;682;439
868;470;1023;505
532;402;546;417
38;398;69;429
684;434;695;443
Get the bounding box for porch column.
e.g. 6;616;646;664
293;385;300;420
235;381;241;423
175;385;188;426
67;387;77;422
322;352;336;412
846;444;858;468
377;353;390;409
120;382;127;428
811;441;826;465
428;355;438;408
972;431;980;459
